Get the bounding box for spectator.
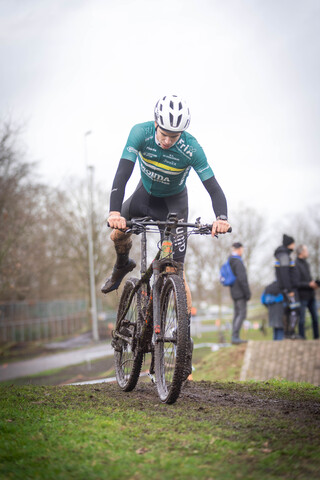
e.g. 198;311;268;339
296;244;319;339
274;234;300;339
229;242;251;345
261;281;285;340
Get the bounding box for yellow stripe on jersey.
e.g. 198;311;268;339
140;154;185;173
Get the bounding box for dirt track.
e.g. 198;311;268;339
90;380;320;433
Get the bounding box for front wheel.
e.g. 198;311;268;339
114;278;144;391
154;274;189;404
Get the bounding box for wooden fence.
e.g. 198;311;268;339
0;300;89;342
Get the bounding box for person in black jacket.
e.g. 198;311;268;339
296;245;319;339
274;234;300;338
229;242;251;344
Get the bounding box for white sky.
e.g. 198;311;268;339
1;0;320;224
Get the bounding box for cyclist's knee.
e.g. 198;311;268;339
111;229;132;255
111;229;131;242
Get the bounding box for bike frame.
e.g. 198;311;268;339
113;215;194;352
112;214;231;402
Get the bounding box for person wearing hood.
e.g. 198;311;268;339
274;234;300;338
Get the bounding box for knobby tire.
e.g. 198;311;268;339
155;274;189;404
114;278;144;391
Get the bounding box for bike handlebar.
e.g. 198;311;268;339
116;217;232;235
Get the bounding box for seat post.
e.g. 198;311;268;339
140;229;147;276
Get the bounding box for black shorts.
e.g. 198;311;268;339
121;181;189;262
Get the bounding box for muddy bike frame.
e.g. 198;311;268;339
112;213;221;404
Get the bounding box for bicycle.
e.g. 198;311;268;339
111;213;230;404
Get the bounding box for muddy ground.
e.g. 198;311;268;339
78;380;320;437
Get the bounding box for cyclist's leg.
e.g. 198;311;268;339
101;229;136;293
146;189;193;383
164;189;193;380
163;188;191;313
101;182;148;294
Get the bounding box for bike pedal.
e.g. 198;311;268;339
120;327;132;337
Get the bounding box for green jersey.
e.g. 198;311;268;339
121;121;214;197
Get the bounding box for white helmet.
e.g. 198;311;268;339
154;94;191;132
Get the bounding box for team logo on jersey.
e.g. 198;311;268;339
140;162;170;185
127;146;138;155
176;139;196;158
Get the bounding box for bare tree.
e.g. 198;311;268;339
185;205;266;307
0;120;115;303
0;121;48;300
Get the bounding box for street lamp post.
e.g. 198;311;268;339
84;131;99;341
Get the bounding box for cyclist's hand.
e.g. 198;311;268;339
108;211;127;229
211;219;231;237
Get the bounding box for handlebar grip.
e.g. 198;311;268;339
107;221;132;229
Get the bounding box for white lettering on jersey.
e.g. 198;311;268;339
127;146;138;155
197;165;210;174
176;139;196;158
141;163;170;184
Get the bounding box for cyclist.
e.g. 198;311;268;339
101;94;230;300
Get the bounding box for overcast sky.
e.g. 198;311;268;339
1;0;319;225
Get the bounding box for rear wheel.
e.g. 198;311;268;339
155;274;189;404
114;278;143;391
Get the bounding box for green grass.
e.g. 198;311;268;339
0;381;319;480
192;344;245;382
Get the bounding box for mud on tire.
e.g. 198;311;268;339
155;274;189;404
114;278;143;391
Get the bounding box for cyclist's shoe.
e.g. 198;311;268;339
101;259;136;294
182;338;194;382
231;337;248;345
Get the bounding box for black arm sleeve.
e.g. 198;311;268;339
109;158;135;212
202;176;228;219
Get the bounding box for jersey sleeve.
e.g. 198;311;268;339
121;124;146;163
191;141;214;182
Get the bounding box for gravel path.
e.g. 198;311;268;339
0;342;113;381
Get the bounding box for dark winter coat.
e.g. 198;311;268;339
274;245;298;294
263;281;284;328
229;255;251;301
296;257;315;301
